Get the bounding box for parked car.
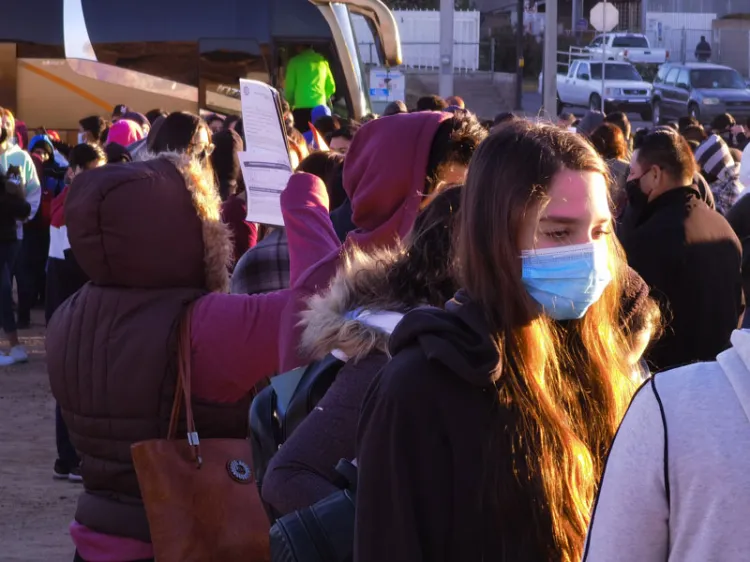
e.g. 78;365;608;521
651;62;750;125
586;33;669;65
557;60;653;120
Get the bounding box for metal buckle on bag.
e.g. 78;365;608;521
187;432;203;467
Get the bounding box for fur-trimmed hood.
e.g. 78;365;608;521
299;246;413;362
66;150;231;292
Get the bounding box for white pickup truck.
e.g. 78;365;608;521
587;33;669;65
557;60;653;120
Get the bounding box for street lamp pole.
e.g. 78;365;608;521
439;0;455;99
542;0;558;117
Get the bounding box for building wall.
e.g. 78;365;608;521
645;0;737;18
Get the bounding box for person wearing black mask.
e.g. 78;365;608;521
618;129;743;372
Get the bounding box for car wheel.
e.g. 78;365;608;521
688;103;700;121
652;100;661;126
590;94;602;112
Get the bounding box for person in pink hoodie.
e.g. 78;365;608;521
105;118;144;148
278;110;488;372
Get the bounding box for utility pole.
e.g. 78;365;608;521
515;0;524;110
542;0;558;117
439;0;455;99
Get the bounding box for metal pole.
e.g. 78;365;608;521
490;37;496;74
600;0;606;114
439;0;455;99
515;0;524;110
542;0;558;118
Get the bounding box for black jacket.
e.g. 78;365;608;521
620;186;743;371
356;294;543;562
0;191;31;242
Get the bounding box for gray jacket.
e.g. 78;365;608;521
583;329;750;562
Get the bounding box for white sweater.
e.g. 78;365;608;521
583;329;750;562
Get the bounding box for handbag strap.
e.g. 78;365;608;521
167;301;203;468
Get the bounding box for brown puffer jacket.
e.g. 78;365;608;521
47;152;251;542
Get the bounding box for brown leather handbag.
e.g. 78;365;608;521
131;305;270;562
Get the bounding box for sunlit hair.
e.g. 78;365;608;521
458;120;635;562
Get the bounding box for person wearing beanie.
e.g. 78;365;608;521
695;133;744;215
303;104;332;146
619;267;662;379
106;119;144;148
577;110;606;137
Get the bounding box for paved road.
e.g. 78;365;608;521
521;92;651;130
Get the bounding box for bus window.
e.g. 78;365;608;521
91;41;199;87
199;39;271;116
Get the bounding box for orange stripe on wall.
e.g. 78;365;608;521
19;61;112;112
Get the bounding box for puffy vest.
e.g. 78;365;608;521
47;283;252;542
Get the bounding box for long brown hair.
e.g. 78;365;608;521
458;121;635;561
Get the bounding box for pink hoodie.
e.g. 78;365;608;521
278;111;451;372
106;119;144;147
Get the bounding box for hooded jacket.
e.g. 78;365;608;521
262;247;407;515
355;292;511;562
106;119;144;148
583;329;750;562
46;153;336;561
278;111;451;372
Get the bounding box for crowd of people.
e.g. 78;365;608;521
1;88;750;561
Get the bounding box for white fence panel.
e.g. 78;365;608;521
353;10;480;71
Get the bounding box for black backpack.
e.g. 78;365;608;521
249;354;345;521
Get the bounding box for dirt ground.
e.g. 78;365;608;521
0;309;78;562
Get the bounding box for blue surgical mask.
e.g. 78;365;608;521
521;242;612;320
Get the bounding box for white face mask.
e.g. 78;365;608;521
78;132;87;145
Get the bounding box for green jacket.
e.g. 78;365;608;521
284;50;336;110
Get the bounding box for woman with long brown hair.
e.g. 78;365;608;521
354;120;637;562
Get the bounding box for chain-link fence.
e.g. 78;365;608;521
645;28;750;76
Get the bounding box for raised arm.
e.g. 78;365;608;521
282;172;340;287
191;173;337;402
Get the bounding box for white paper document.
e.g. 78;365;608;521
238;79;292;226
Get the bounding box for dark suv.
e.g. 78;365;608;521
650;62;750;125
